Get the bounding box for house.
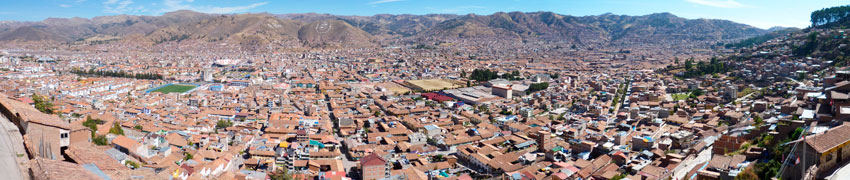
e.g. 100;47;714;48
0;94;71;160
423;124;442;137
360;153;388;180
111;135;146;159
408;132;427;145
784;123;850;180
69;124;92;144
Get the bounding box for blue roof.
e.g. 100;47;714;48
309;140;326;148
424;124;440;130
83;164;112;180
515;141;536;148
104;148;127;161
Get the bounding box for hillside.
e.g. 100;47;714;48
297;20;372;48
419;12;766;46
145;13;303;45
0;11;770;49
724;27;801;48
0;10;214;42
280;13;456;38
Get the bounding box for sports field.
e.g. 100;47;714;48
151;84;197;93
406;79;461;91
378;82;411;94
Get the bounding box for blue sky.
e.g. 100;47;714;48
0;0;845;29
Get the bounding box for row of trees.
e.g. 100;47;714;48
467;69;523;81
469;69;501;81
680;57;728;78
811;5;850;28
527;82;549;93
71;68;164;80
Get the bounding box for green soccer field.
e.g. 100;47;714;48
151;84;197;93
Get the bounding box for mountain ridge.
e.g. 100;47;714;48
0;10;770;48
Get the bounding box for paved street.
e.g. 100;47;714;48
673;146;712;180
0;115;25;180
827;157;850;180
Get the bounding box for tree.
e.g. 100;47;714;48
758;134;774;148
791;127;805;140
527;82;550;93
216;120;233;129
611;173;627;180
427;137;437;145
754;160;781;179
499;109;513;115
433;154;445;162
270;168;292;180
810;5;850;27
93;135;108;145
690;88;705;97
82;116;100;132
477;105;489;113
753;115;764;126
32;94;55;114
183;152;194;161
134;125;143;130
109;123;124;135
735;166;758;180
470;69;500;81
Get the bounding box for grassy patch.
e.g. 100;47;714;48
671;93;690;101
738;87;755;98
151;84;196;94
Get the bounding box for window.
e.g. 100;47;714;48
61;133;68;138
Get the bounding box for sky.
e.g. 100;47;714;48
0;0;846;29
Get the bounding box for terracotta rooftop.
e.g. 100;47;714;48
806;123;850;153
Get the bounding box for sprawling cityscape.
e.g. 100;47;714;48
1;0;850;180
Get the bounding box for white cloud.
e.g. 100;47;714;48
368;0;404;5
103;0;147;14
684;0;747;8
160;0;269;14
59;4;72;8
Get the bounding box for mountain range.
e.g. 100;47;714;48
0;10;775;48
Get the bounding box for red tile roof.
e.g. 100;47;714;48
360;152;386;167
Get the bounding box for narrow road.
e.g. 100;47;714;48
672;146;712;180
606;76;632;131
0;115;24;180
